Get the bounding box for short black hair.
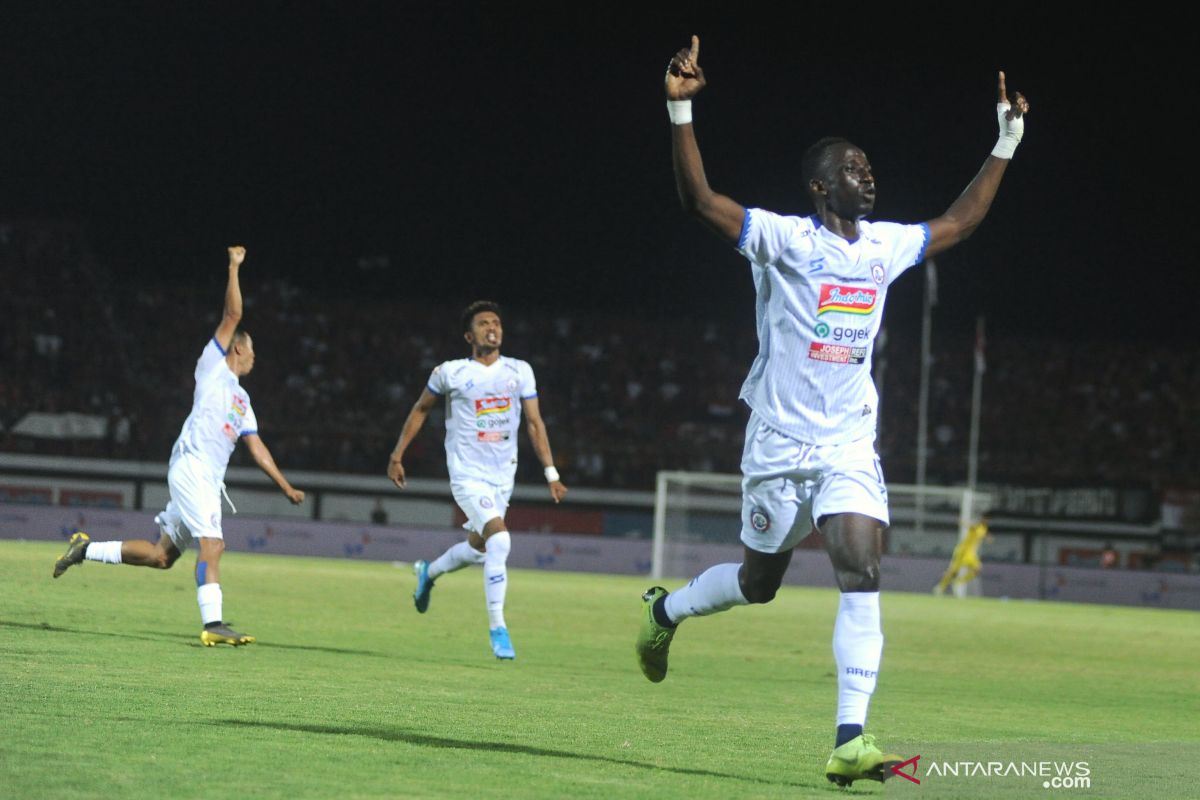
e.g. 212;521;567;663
801;136;854;190
461;300;502;332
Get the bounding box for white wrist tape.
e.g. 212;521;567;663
544;466;560;483
667;100;692;125
991;102;1024;159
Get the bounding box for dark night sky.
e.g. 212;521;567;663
1;5;1189;340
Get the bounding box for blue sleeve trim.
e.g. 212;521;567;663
736;208;752;250
521;393;538;400
239;429;258;438
212;336;227;356
915;222;931;265
426;385;444;397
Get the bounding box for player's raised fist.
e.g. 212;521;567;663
997;71;1030;120
227;246;246;267
665;35;706;100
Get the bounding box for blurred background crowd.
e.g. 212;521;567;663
4;219;1198;492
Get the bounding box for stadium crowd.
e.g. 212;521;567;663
4;220;1199;493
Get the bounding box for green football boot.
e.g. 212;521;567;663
635;586;676;682
53;531;90;578
824;734;904;787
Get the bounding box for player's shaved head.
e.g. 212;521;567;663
802;136;856;197
462;300;502;332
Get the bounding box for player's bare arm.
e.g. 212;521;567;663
667;35;745;244
522;397;567;503
924;72;1029;259
214;246;246;350
243;433;305;504
388;388;439;489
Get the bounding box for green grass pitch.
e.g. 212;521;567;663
2;540;1197;799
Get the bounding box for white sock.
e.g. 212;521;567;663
833;591;883;726
428;540;485;580
197;583;223;626
84;541;123;564
663;562;748;623
483;531;511;629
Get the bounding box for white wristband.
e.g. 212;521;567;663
667;100;692;126
544;466;560;483
991;102;1024;160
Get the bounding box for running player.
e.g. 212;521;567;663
52;246;306;646
387;301;568;660
636;37;1029;786
934;514;991;595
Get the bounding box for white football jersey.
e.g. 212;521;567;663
170;338;258;482
737;208;929;444
427;356;537;483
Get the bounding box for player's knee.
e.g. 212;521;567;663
837;563;881;592
741;573;783;604
481;517;507;537
199;540;225;559
484;530;511;560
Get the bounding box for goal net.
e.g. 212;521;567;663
652;471;990;594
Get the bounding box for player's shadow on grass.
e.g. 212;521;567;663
0;619;170;645
0;620;385;657
216;719;807;788
246;640;388;657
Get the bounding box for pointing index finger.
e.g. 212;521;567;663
998;70;1009;105
689;34;700;64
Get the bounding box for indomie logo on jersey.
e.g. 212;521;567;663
817;284;878;316
475;396;512;416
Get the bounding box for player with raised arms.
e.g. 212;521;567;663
388;301;568;660
635;36;1029;786
53;246;306;646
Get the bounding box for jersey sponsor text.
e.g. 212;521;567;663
808;342;867;364
817;284;878;316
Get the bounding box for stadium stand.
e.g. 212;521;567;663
4;219;1199;495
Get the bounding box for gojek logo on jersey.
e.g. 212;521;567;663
817;284;878;316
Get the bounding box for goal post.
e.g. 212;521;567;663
652;471;744;581
651;471;990;585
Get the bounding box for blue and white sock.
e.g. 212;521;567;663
198;583;223;626
483;531;511;629
662;563;747;624
84;541;123;564
428;540;485;580
833;591;883;733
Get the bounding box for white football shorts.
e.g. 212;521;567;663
155;453;224;551
450;479;513;534
739;410;889;554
